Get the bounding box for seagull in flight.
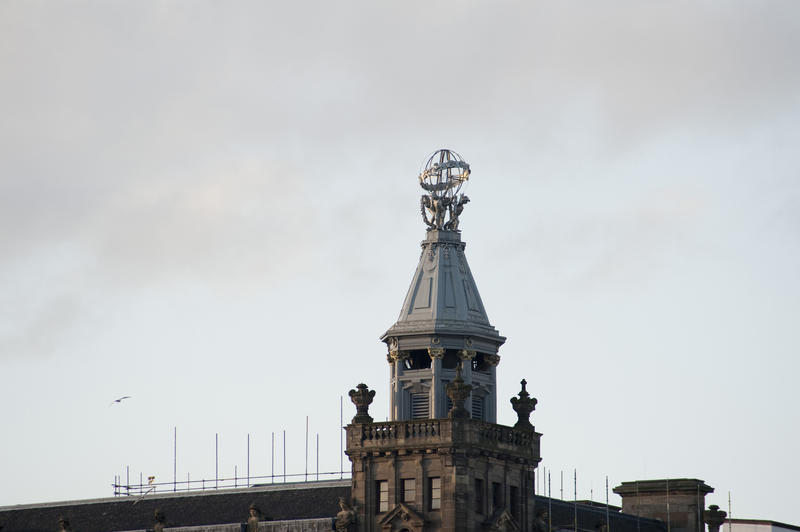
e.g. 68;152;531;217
109;396;132;406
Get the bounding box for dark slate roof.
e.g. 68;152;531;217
381;229;505;351
1;481;672;532
0;480;349;532
535;495;667;532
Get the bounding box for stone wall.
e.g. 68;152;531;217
119;518;333;532
346;417;540;532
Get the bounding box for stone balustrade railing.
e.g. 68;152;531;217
362;420;441;441
347;418;540;463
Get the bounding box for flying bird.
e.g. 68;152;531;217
109;396;132;406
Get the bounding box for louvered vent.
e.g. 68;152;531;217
472;396;484;421
411;393;429;419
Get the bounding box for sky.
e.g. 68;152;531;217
1;0;799;524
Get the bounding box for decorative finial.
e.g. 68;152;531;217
446;362;473;419
419;149;471;231
704;505;728;532
348;383;376;424
510;378;538;431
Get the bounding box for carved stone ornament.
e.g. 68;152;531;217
388;349;409;363
335;497;357;532
378;502;425;531
428;347;445;359
510;379;537;431
704;505;728;532
419;149;471;232
446;363;473;419
486;508;520;532
484;353;501;367
246;503;261;532
458;349;477;360
349;383;376;424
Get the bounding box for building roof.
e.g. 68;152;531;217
381;229;505;352
0;480;349;532
613;478;714;496
726;519;800;532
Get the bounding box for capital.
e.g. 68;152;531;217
483;353;501;367
457;349;477;360
428;348;445;359
387;350;409;363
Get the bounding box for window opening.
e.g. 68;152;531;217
510;485;520;518
475;478;484;514
492;482;502;511
442;349;459;369
472;353;489;372
429;477;441;510
402;478;416;503
377;480;389;512
403;350;431;370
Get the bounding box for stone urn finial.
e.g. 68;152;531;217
446;362;473;419
510;379;537;431
349;383;376;423
704;504;727;532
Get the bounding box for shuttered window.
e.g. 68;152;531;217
472;396;484;421
411;393;429;419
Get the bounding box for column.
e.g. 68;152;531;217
429;348;445;418
390;351;409;420
458;350;477;418
484;354;501;423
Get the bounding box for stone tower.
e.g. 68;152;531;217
381;151;505;423
344;150;541;532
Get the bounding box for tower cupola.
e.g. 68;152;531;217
381;149;505;422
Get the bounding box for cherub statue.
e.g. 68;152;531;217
421;195;436;229
246;503;261;532
435;196;452;229
335;497;357;531
445;194;470;231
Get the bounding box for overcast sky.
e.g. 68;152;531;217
1;0;799;524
